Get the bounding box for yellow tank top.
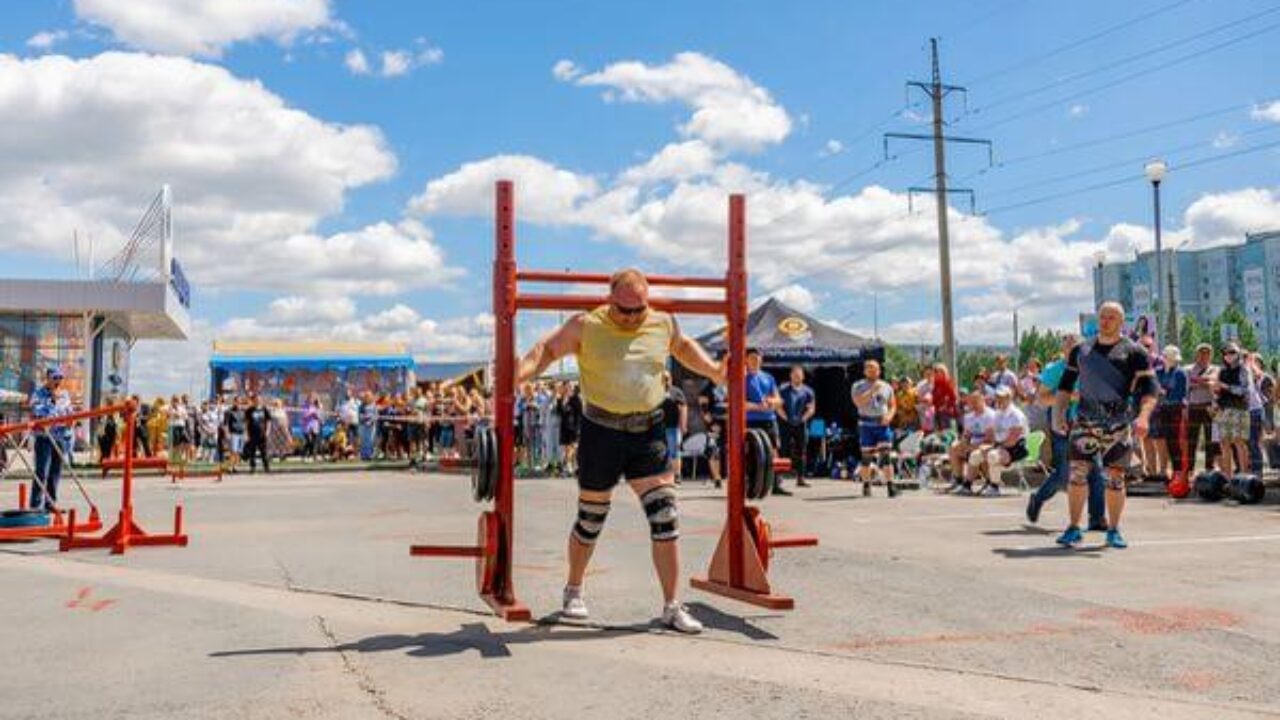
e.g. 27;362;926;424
579;305;673;414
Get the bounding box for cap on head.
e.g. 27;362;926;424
994;386;1012;399
1162;345;1182;364
1195;343;1212;354
46;367;64;380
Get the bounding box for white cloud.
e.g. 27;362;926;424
347;41;443;78
567;52;792;152
263;295;356;326
1251;100;1280;123
73;0;334;57
1212;130;1240;149
1068;103;1088;118
344;48;370;75
380;50;413;77
819;139;844;157
552;59;581;81
1181;187;1280;249
0;52;466;296
619;140;717;185
408;154;600;225
769;284;818;312
26;30;69;50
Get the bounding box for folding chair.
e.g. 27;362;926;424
1012;430;1048;493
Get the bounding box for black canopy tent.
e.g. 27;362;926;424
679;297;884;432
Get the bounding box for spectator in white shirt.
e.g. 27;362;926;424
947;390;996;495
982;387;1029;496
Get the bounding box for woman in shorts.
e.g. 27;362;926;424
1213;343;1251;476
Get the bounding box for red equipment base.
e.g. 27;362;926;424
168;466;224;483
0;507;103;542
60;506;188;555
691;507;818;611
410;511;530;622
101;457;168;477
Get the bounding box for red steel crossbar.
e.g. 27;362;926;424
410;180;815;619
515;294;728;315
516;270;727;288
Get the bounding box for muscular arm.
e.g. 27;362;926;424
669;318;724;383
516;315;584;385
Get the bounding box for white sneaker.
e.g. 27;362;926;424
661;602;703;634
561;587;589;621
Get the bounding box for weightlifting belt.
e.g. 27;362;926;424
583;403;664;433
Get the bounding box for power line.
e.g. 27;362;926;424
970;97;1276;178
980;122;1280;200
968;16;1280;133
964;0;1199;86
966;4;1280;119
979;137;1280;215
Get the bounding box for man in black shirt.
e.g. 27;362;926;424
243;394;273;474
1053;302;1158;549
660;373;687;481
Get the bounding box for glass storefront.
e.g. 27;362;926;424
0;312;88;400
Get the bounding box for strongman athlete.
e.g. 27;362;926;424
516;268;724;633
1053;302;1157;549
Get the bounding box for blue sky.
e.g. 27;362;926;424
1;0;1278;395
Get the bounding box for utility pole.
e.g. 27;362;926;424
885;38;992;381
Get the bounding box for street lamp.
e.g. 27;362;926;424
1093;250;1107;308
1144;159;1168;342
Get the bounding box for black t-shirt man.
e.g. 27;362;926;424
662;387;686;430
1058;337;1156;427
245;405;271;440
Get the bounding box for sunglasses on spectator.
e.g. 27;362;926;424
612;303;648;317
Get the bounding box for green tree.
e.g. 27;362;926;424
1178;314;1202;358
882;342;919;380
1018;326;1064;367
957;349;1000;392
1208;304;1258;352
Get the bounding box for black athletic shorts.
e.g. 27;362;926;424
577;416;669;492
997;438;1029;463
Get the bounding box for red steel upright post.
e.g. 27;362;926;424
491;180;529;620
726;194;747;587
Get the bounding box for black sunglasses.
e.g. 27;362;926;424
612;303;648;317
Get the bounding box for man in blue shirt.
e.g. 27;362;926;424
778;365;816;488
30;367;74;511
744;348;787;494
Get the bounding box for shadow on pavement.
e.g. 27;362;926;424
212;622;644;660
982;526;1054;537
211;605;777;661
800;494;867;503
991;545;1105;559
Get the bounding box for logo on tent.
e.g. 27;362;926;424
778;316;811;342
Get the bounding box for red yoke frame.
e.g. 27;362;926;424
410;180;816;619
0;401;188;553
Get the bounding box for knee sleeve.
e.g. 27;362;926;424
986;449;1007;485
641;485;679;542
1068;461;1091;486
572;498;611;545
877;450;894;468
1105;469;1126;491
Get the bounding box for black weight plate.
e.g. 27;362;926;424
758;429;776;498
471;427;493;502
742;429;762;500
1231;474;1265;505
483;427;499;502
751;429;769;500
1194;471;1226;502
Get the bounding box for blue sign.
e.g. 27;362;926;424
170;258;191;308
